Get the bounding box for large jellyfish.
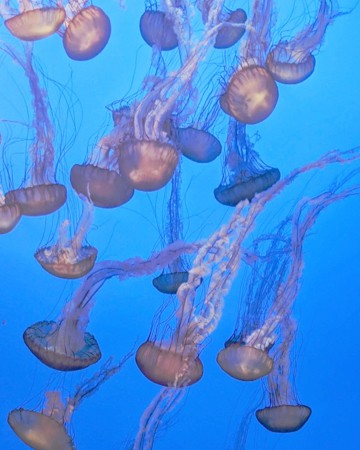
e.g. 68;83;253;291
34;196;97;279
2;42;67;216
1;1;66;41
8;356;130;449
214;119;280;206
266;0;338;84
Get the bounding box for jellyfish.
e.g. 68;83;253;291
214;8;247;49
139;1;178;51
0;189;21;234
256;316;312;432
70;105;134;208
35;196;97;279
1;2;65;41
214;119;280;206
266;1;338;84
8;356;130;449
61;2;111;61
24;240;199;371
220;0;279;124
2;43;66;216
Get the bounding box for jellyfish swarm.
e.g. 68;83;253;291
214;120;280;206
214;8;247;49
71;106;134;208
8;357;129;448
0;191;21;234
2;43;66;216
266;0;337;84
4;6;65;41
62;5;111;61
35;197;97;279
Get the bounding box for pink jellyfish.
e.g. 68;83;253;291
214;120;280;206
1;2;65;41
266;1;338;84
8;356;130;448
71;105;134;208
61;1;111;60
2;43;66;216
35;196;97;279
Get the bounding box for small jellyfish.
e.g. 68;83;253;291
0;190;21;234
175;127;221;163
266;1;337;84
139;6;178;51
214;8;247;49
256;404;312;433
214;120;280;206
4;6;65;41
35;197;97;279
62;5;111;61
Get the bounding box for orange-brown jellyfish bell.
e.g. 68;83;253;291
119;140;179;191
70;164;134;208
136;342;203;387
63;6;111;61
266;47;315;84
256;404;312;432
139;10;178;50
152;271;189;294
8;408;74;450
220;65;279;124
24;320;101;371
175;127;221;163
214;8;247;49
5;7;66;41
0;192;21;234
5;183;67;216
217;343;273;381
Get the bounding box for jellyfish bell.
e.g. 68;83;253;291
214;8;247;49
0;201;21;234
152;271;189;294
8;408;74;450
136;341;203;387
70;164;134;208
118;140;179;191
256;404;312;432
220;65;279;124
214;168;281;206
23;320;101;371
5;183;67;216
63;6;111;61
175;127;222;163
266;45;316;84
217;343;273;381
139;10;178;51
35;245;97;279
5;7;66;41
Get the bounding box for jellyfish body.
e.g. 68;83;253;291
136;342;203;387
5;184;67;216
8;408;74;450
0;201;21;234
24;320;101;371
119;140;179;191
256;404;312;432
152;271;189;294
214;8;247;49
266;47;315;84
5;7;66;41
217;343;273;381
176;127;221;163
63;6;111;61
70;164;134;208
139;10;178;50
220;65;279;124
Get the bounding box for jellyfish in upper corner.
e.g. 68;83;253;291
35;196;97;279
220;0;279;124
214;119;280;206
266;0;338;84
2;43;66;216
256;316;312;432
0;2;65;41
71;104;134;208
60;2;111;61
8;357;130;449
